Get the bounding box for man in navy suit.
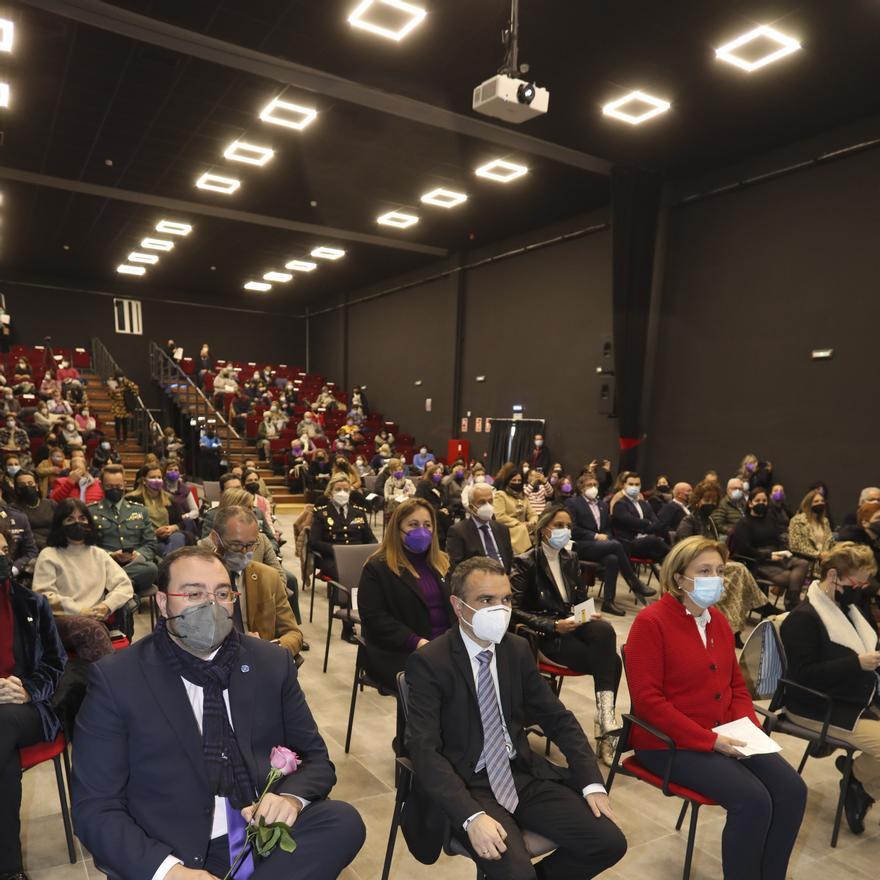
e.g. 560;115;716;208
72;546;365;880
566;474;654;615
446;484;515;574
610;472;670;564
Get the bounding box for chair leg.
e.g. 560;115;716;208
796;741;812;774
323;614;333;674
53;755;76;864
675;800;689;831
831;750;854;848
380;787;404;880
681;802;700;880
309;571;317;623
345;662;361;754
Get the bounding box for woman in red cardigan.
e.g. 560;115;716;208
626;536;806;880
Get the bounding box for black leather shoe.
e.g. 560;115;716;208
300;641;310;651
340;630;359;645
842;777;867;834
629;580;657;598
601;602;626;616
0;871;30;880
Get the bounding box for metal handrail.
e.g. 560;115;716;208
91;337;162;453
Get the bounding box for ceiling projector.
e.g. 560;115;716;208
473;73;549;123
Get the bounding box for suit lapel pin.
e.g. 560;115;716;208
240;664;250;673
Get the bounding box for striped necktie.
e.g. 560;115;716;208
474;649;518;813
479;524;501;562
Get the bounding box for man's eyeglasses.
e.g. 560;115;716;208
220;539;259;553
166;588;240;604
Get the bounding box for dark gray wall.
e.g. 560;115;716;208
307;305;345;387
645;146;880;511
0;278;306;407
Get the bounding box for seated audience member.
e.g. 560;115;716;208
354;454;373;478
610;471;669;563
415;463;451;545
126;465;187;557
309;474;376;579
47;390;73;418
742;454;773;492
647;475;672;515
243;467;273;521
12;357;35;394
374;427;395;450
197;492;281;574
370;442;392;473
161;425;185;460
492;464;537;555
788;488;834;578
32;399;57;435
838;500;880;572
568;473;654;613
0;415;29;460
287;440;309;492
412;445;435;472
657;482;692;535
843;487;880;528
0;521;66;880
256;410;279;461
60;416;84;453
358;498;453;690
296;410;324;439
56;358;83;394
309;448;333;495
511;505;623;764
383;457;416;514
523;468;552;517
555;474;576;503
12;470;56;550
310;384;336;411
446;483;514;573
330;456;363;495
769;483;793;529
241;458;275;508
627;536;807;878
32;499;133;658
39;369;60;400
710;477;747;536
72;546;367;879
92;437;120;470
404;555;626;876
676;479;725;542
459;463;488;511
74;405;97;442
89;466;159;595
163;461;199;532
49;453;104;504
442;460;467;518
0;494;38;578
780;542;880;834
0;454;22;503
205;506;303;658
528;433;551;473
202;483;277;549
731;488;810;611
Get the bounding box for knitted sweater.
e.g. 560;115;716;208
31;544;134;614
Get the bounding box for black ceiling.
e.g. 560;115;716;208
0;0;879;308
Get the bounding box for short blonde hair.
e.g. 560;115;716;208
818;542;877;579
325;472;351;496
660;535;728;598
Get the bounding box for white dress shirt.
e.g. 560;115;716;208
542;543;569;604
686;606;712;647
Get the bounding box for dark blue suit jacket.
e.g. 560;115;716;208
72;633;335;880
565;495;610;542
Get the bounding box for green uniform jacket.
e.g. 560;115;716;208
88;498;158;561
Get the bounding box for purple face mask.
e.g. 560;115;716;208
393;470;404;479
771;490;784;502
431;472;442;484
746;462;756;473
561;482;572;493
403;527;432;554
146;478;164;492
292;446;302;455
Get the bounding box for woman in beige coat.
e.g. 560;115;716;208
493;464;537;554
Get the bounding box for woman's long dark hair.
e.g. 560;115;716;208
47;498;97;548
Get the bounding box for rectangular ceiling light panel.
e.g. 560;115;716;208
0;19;13;52
155;220;192;235
602;90;670;125
259;97;317;131
223;140;275;166
244;281;272;291
128;252;159;264
285;259;318;272
195;172;241;194
0;83;9;109
263;271;293;283
715;25;801;72
474;159;528;183
348;0;427;41
376;210;419;228
311;247;346;260
117;264;146;276
421;187;468;208
141;238;174;251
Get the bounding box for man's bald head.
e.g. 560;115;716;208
672;482;692;504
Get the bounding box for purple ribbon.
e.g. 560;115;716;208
225;800;255;880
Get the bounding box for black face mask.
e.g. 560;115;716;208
16;486;39;505
698;504;717;519
837;585;861;608
656;485;670;494
245;483;260;494
64;522;91;542
104;487;125;504
508;482;523;493
751;503;768;518
812;503;826;515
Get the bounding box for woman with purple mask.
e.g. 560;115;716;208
383;456;415;515
126;465;186;557
416;463;452;547
357;499;453;690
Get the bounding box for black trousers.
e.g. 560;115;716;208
451;767;627;880
0;704;45;872
636;749;806;880
537;620;622;695
114;416;128;442
202;800;365;880
573;538;638;603
620;535;669;563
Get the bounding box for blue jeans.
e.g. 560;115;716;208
157;531;186;557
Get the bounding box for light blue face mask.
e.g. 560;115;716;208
625;485;641;498
681;575;724;609
547;527;571;550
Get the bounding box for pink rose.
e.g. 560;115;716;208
269;746;302;776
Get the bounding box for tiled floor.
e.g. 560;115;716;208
20;513;880;879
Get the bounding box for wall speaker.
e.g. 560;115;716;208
598;375;615;416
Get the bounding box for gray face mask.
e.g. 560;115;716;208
167;602;233;655
223;550;254;573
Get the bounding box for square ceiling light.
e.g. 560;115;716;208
155;220;192;235
377;210;419;228
195;172;241;194
421;187;468;208
259;97;317;131
602;90;670;125
348;0;427;41
0;19;14;53
263;271;293;283
285;259;318;272
127;252;159;265
474;159;528;183
141;237;174;251
311;246;346;260
223;140;275;166
244;281;272;291
715;25;801;72
117;264;146;276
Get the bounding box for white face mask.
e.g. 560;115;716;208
584;486;599;500
474;503;494;523
332;491;350;507
459;600;511;644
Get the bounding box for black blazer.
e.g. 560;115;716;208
72;634;336;880
779;599;878;730
403;625;603;862
657;500;689;536
611;496;661;542
510;545;587;636
445;517;514;574
357;557;455;654
528;446;551;473
566;495;609;542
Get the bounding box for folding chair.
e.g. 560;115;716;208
202;480;221;504
381;672;557;880
344;633;394;753
321;543;375;673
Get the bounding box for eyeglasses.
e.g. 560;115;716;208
220;540;259;553
166;588;240;604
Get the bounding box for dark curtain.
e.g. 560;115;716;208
611;166;664;472
487;419;542;475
